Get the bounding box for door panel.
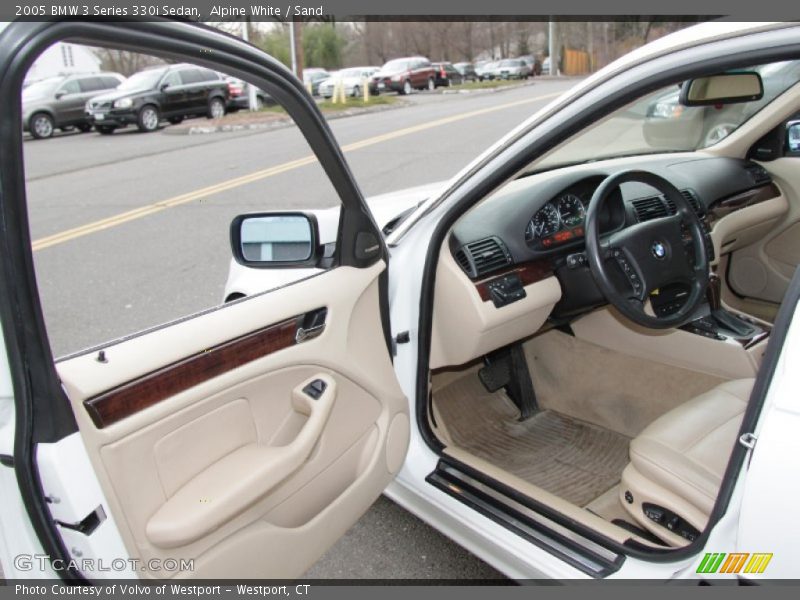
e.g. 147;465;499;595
728;158;800;308
56;262;408;579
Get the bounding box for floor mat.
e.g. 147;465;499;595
434;372;631;507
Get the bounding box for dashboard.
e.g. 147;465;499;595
448;155;776;316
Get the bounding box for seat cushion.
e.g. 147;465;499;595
629;378;753;517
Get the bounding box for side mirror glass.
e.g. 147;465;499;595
786;121;800;154
679;72;763;106
230;213;320;267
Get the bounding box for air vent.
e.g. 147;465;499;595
743;163;771;185
664;189;705;217
632;196;668;222
455;249;471;272
454;237;512;278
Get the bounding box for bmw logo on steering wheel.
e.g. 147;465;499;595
651;240;668;260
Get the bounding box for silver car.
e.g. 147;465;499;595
22;72;125;139
492;58;532;79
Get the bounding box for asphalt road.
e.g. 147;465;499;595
23;78;578;579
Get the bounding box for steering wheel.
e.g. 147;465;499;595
584;170;709;329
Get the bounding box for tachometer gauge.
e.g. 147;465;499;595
528;203;560;239
557;193;585;228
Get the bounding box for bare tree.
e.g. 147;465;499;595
93;49;165;76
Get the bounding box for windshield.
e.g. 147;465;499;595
499;59;520;67
118;69;166;91
381;59;411;72
22;77;61;99
335;68;365;79
536;60;800;171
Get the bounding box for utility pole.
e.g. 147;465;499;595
241;20;258;111
548;20;556;76
289;20;298;77
294;21;304;78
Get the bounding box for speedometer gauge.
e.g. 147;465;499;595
557;194;585;228
528;203;560;239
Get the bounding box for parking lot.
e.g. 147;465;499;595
24;78;577;578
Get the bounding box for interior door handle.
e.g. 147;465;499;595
145;374;337;549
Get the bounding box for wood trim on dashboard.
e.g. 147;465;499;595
474;259;554;302
708;183;781;223
84;315;300;429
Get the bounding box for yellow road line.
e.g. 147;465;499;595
32;91;561;252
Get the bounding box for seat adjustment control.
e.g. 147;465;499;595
642;502;699;542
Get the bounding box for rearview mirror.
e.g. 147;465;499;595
230;212;320;268
679;72;763;106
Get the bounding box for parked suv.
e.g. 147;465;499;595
372;56;437;95
85;63;228;134
22;72;125;139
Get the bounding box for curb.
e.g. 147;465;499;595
164;99;411;136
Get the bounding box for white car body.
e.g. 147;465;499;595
318;67;379;99
223;181;443;300
3;20;800;583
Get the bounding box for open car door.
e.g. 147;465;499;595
0;20;408;579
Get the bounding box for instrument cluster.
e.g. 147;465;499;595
525;192;588;248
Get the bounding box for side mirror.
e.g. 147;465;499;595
160;82;170;91
787;121;800;154
54;91;66;99
679;71;763;106
230;212;321;268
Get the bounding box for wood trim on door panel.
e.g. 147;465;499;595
84;315;302;429
474;259;554;302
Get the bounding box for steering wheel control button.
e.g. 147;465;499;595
303;378;327;400
566;252;587;269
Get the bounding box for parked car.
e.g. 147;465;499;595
85;63;228;134
475;60;498;80
542;56;552;75
372;56;437;95
492;58;532;79
431;62;464;87
520;55;544;76
224;76;270;111
302;68;330;96
6;19;800;585
22;72;125;139
453;62;479;82
318;66;379;99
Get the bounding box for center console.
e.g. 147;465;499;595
651;274;771;349
571;271;770;381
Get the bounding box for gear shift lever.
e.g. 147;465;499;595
706;272;754;337
707;272;722;312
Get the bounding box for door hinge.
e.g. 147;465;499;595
738;432;757;450
54;505;106;536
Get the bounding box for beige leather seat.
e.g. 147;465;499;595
620;378;754;546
